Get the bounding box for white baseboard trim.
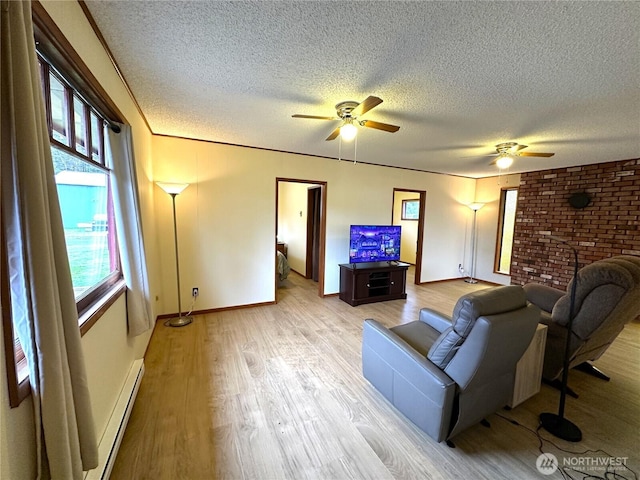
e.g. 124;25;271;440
85;359;144;480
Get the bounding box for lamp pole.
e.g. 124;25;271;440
169;192;191;327
465;203;484;284
539;235;581;441
156;182;193;327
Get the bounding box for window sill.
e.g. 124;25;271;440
493;271;512;276
79;280;127;336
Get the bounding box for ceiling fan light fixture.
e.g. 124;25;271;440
293;96;400;142
496;154;514;169
340;121;357;141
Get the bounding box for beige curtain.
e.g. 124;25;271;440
1;1;98;478
107;124;154;336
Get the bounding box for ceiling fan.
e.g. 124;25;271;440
489;142;555;169
292;96;400;141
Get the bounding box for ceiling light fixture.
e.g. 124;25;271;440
340;119;357;141
496;154;514;169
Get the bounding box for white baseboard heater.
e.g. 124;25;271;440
86;359;144;480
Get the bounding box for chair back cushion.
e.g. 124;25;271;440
444;303;540;438
427;286;527;369
552;261;634;339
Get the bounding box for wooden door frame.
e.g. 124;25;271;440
275;178;327;299
392;188;426;285
305;186;321;280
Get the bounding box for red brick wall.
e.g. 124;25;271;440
511;158;640;288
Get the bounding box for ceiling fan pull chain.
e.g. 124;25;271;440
353;135;358;165
338;136;342;161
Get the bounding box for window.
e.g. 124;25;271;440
3;3;127;406
494;188;518;274
401;199;420;220
39;56;121;313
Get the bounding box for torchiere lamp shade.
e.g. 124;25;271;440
156;182;189;195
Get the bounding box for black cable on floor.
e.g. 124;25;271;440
495;412;637;480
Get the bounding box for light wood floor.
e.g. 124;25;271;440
111;270;639;479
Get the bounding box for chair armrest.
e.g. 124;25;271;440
523;283;565;314
363;319;455;396
362;319;456;442
418;308;452;333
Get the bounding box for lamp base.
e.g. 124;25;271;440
539;412;582;442
464;278;478;284
168;315;193;327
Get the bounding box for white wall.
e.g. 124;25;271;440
278;182;314;276
392;191;420;264
1;2;159;478
474;173;521;285
81;296;134;438
152;136;477;312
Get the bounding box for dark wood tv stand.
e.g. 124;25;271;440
339;262;409;306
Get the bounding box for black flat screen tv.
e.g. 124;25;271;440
349;225;402;264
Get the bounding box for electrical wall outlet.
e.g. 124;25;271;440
192;287;199;297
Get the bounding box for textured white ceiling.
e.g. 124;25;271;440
84;1;640;178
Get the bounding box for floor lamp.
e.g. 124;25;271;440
157;182;193;327
465;202;485;284
539;235;582;441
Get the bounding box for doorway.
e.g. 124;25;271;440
392;188;426;284
276;178;327;299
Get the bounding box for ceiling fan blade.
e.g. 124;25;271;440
360;120;400;133
326;127;341;141
519;151;555;157
292;114;337;120
461;154;497;158
351;96;383;117
514;144;528;152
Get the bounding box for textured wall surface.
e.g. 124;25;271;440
511;158;640;288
